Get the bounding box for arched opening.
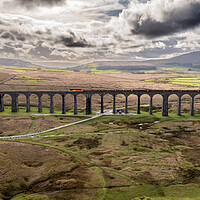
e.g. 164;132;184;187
91;94;101;114
152;94;163;114
140;94;151;113
2;94;12;112
125;94;137;114
30;94;40;113
194;94;200;114
42;94;51;113
18;94;26;113
115;94;126;114
102;93;114;114
77;93;86;115
54;94;62;114
168;94;178;115
181;94;191;115
65;94;74;114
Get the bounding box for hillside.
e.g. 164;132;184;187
1;113;200;200
69;51;200;73
148;51;200;65
1;51;200;72
1;63;200;199
0;58;42;68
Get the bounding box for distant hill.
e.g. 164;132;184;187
70;51;200;72
147;51;200;66
1;51;200;71
70;60;156;73
0;58;42;68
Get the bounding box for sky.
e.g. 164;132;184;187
1;0;200;66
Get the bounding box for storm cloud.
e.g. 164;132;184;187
57;31;92;48
121;0;200;38
1;0;200;62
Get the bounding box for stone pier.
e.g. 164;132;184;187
0;94;4;112
162;95;169;116
190;95;195;116
177;95;182;116
101;95;104;113
26;94;30;112
50;94;54;113
38;94;42;113
86;95;92;115
125;95;128;114
149;95;153;115
74;95;77;115
11;93;19;112
137;95;141;114
62;94;66;114
113;95;116;114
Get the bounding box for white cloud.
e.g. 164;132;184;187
0;0;200;63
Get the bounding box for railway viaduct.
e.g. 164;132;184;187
0;90;199;116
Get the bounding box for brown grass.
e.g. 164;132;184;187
0;117;32;136
1;66;199;112
0;116;86;136
0;142;102;200
1;117;200;199
0;67;197;92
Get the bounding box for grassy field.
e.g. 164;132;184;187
1;64;200;92
146;76;200;87
1;65;200;199
0;106;93;116
1;112;200;199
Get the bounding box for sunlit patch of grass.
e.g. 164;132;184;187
145;75;200;87
11;193;49;200
40;68;71;72
0;65;71;73
170;77;200;87
104;183;200;200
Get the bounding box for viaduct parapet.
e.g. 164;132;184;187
0;89;199;116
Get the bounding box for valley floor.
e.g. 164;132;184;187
1;66;200;199
1;111;200;200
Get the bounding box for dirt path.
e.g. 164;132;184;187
0;114;101;139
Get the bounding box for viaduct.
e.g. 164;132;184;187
0;90;199;116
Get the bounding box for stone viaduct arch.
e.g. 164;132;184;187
0;90;199;116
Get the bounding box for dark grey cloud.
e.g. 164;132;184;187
57;32;92;48
11;31;27;41
127;1;200;38
1;0;200;62
119;0;130;7
16;0;66;8
0;30;27;41
0;32;15;40
59;36;90;47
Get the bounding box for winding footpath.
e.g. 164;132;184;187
0;101;185;140
0;114;101;140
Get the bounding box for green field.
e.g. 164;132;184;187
146;76;200;87
1;110;200;199
2;64;200;199
0;106;95;116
